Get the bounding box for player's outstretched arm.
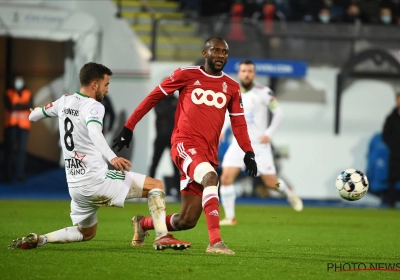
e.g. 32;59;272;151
29;107;48;122
113;68;183;152
112;126;133;152
113;82;175;152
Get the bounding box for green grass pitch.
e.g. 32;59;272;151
1;200;399;280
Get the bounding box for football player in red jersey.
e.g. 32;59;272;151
114;37;257;254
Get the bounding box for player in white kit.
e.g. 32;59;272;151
219;60;303;226
8;62;190;250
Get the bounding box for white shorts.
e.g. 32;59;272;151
68;171;146;228
221;142;276;175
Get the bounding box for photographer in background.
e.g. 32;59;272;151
382;91;400;208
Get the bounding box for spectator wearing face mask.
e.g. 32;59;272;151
3;74;33;182
380;6;394;24
318;7;331;23
321;0;346;22
379;0;400;24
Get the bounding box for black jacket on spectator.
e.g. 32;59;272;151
101;95;115;133
289;0;324;21
382;107;400;178
154;94;177;136
149;94;180;196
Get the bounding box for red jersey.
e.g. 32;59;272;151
125;65;253;165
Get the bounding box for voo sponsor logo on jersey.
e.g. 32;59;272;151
191;88;226;109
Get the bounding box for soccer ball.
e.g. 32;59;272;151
335;168;369;201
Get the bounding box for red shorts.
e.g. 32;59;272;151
170;140;217;197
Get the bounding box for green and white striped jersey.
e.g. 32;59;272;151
41;92;108;187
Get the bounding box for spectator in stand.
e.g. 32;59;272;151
242;0;264;20
200;0;232;17
358;0;381;23
289;0;323;22
321;0;346;22
344;3;364;23
177;0;201;24
198;0;233;37
382;91;400;209
381;0;400;24
274;0;292;20
379;6;395;24
318;7;332;23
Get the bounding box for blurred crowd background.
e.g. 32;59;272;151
174;0;400;25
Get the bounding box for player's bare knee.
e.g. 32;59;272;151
194;162;218;186
262;176;278;189
83;233;96;241
220;173;233;186
201;171;219;187
263;181;274;189
81;230;96;241
267;183;278;190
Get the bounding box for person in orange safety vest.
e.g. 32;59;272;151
3;74;33;182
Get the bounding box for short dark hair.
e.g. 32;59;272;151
239;60;255;67
79;62;112;86
204;37;226;48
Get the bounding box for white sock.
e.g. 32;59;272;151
276;178;292;198
148;188;168;240
37;235;48;247
41;226;83;245
219;184;236;220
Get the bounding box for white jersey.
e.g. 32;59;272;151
223;83;283;145
42;92;108;187
242;84;273;143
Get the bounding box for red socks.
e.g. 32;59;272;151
203;196;222;245
140;184;222;246
139;216;153;231
140;214;177;232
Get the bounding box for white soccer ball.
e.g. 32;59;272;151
335;168;369;201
